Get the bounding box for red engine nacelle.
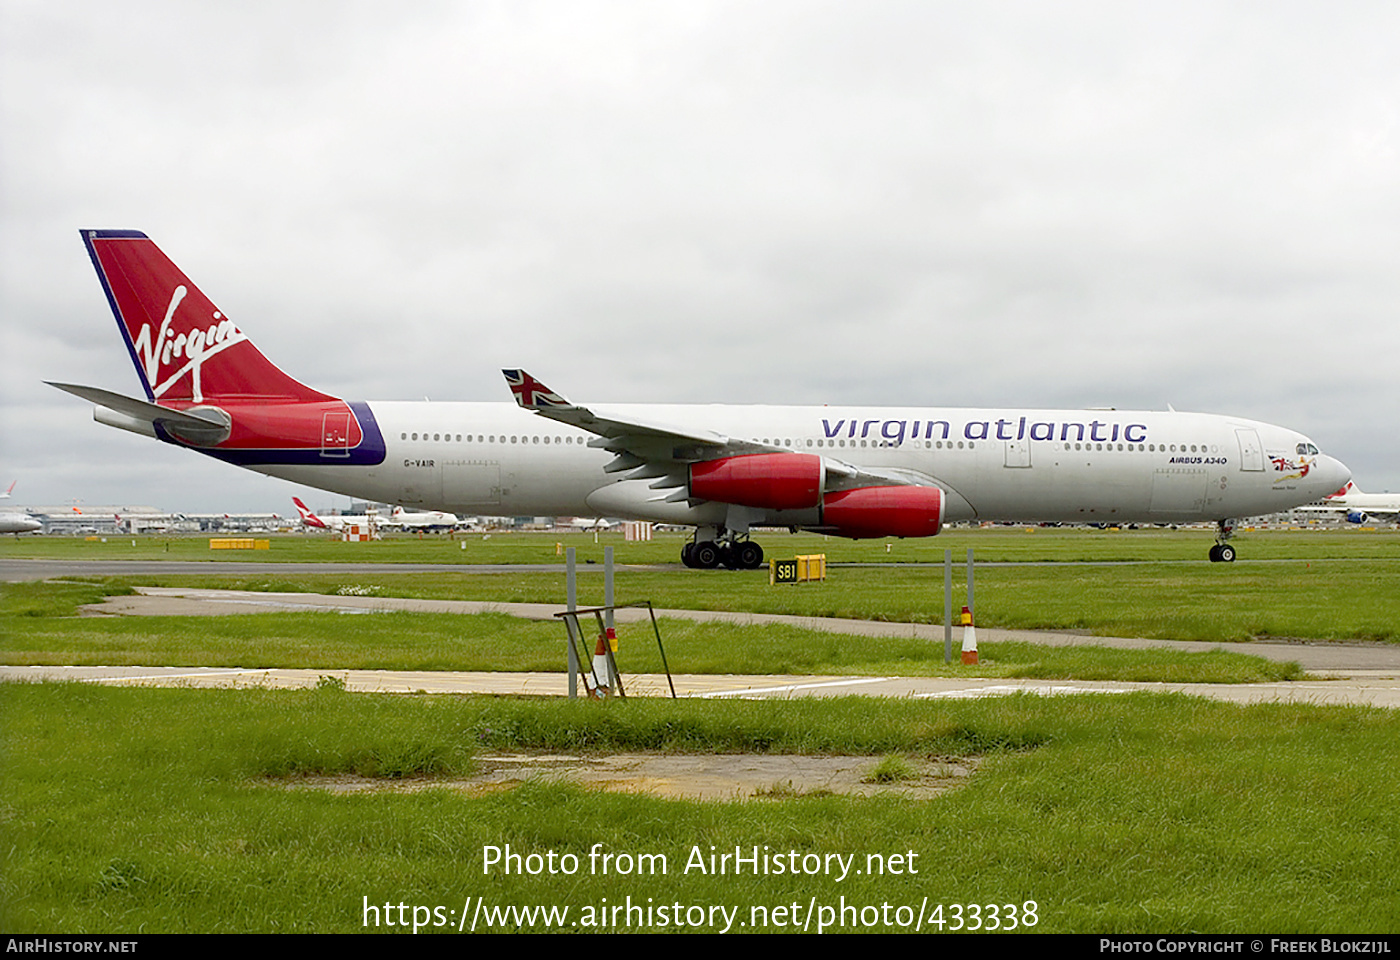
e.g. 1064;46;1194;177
821;485;944;539
689;453;823;511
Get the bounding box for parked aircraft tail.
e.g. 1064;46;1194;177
292;497;329;529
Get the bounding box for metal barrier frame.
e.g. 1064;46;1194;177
553;601;677;699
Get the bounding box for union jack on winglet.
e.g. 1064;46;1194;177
502;369;570;409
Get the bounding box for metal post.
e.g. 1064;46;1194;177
566;547;578;698
603;546;615;688
943;548;952;663
967;547;974;623
604;546;614;620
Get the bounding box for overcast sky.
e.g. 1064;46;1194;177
2;1;1397;513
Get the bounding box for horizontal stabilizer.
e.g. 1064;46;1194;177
46;382;231;445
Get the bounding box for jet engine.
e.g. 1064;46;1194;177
689;453;823;511
821;485;944;539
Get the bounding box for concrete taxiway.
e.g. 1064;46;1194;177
4;664;1398;708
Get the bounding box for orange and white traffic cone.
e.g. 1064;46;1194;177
960;605;978;665
588;633;612;698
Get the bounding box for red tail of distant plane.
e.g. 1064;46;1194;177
1324;481;1357;500
292;497;329;529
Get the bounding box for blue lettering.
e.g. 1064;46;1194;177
822;415;1148;445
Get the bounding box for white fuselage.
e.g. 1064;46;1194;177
0;512;43;534
254;401;1349;528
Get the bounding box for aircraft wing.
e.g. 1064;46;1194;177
501;369;931;493
504;368;743;464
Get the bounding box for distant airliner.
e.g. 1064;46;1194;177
291;497;376;533
386;505;460;531
0;482;42;535
1305;482;1400;524
50;230;1350;566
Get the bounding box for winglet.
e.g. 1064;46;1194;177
502;369;570;409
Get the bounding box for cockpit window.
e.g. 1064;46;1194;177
1296;442;1319;455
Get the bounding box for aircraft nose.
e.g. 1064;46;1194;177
1314;454;1351;494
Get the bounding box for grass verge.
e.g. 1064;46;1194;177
77;556;1400;643
1;582;1301;682
3;683;1397;933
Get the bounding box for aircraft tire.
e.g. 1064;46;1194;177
735;541;764;570
681;543;696;568
1217;543;1236;563
1208;545;1221;563
691;541;721;569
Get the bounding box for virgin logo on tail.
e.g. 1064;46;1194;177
132;285;250;402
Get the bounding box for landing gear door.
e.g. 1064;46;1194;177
1235;429;1264;472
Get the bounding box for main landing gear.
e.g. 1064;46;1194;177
1208;519;1237;563
681;537;765;570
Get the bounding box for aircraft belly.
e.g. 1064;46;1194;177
442;459;502;511
585;479;728;526
939;454;1154;523
256;464;401;505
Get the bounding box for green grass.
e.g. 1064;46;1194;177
0;579;135;617
97;554;1400;644
3;683;1397;933
5;525;1400;565
861;755;919;784
0;583;1301;682
8;527;1400;643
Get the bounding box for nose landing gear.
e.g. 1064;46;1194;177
1209;520;1237;563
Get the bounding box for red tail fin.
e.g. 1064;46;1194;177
82;230;331;404
292;497;327;528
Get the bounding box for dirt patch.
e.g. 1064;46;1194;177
274;753;979;801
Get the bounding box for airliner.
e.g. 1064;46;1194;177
0;483;43;535
1305;482;1400;524
386;505;460;531
291;497;377;533
49;230;1351;566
